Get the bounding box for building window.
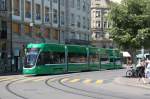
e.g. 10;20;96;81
76;33;80;40
83;17;86;29
53;0;57;3
53;9;57;24
24;24;30;34
95;32;100;38
77;0;80;10
13;0;20;16
35;4;41;20
95;11;100;17
70;0;74;8
0;0;6;10
45;7;49;22
96;21;101;28
87;18;90;30
12;23;20;34
61;11;65;25
52;29;58;40
81;34;84;40
69;32;75;39
60;0;64;6
0;21;7;39
83;1;86;11
25;0;31;18
96;4;100;7
104;21;107;28
71;13;75;26
77;15;81;28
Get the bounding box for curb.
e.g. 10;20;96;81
0;72;22;76
114;77;150;89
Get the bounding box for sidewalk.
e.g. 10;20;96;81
114;77;150;89
0;72;21;76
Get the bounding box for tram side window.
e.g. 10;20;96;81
115;58;121;65
68;53;87;63
89;54;99;64
110;58;114;62
100;57;109;64
37;52;65;65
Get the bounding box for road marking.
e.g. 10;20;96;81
83;79;92;84
33;78;47;82
69;79;80;83
16;78;33;83
0;78;14;82
61;78;69;82
95;80;103;85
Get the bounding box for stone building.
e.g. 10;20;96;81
91;0;114;48
0;0;91;73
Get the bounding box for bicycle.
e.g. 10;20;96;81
126;67;138;77
126;66;145;78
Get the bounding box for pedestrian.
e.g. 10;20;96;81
19;45;26;72
138;59;146;83
145;60;150;83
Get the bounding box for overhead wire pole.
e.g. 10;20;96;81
10;0;13;72
58;0;61;44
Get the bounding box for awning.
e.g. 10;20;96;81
136;53;150;58
122;52;131;57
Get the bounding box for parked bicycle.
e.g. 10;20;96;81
126;65;145;78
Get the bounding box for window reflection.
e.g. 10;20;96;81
37;52;65;65
68;53;87;63
89;53;99;64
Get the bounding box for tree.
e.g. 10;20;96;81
108;0;150;52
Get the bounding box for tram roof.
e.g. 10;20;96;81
88;47;98;54
27;43;65;52
66;44;87;54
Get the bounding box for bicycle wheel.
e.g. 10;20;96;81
126;70;133;77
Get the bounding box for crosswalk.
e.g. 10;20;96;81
0;77;47;83
0;77;104;85
61;78;104;85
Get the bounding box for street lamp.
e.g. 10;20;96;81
58;0;60;43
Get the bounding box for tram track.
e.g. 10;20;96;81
45;76;102;99
5;79;29;99
45;76;129;99
3;75;68;99
58;78;129;99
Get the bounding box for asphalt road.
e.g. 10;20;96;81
0;69;150;99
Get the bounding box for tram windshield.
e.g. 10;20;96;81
24;48;39;68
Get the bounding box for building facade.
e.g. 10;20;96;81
0;0;91;73
11;0;91;45
91;0;114;48
0;0;12;73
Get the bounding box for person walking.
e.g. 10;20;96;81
138;59;146;83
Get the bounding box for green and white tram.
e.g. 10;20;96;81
23;43;122;75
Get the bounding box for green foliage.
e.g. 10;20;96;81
108;0;150;50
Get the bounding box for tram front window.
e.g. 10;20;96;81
24;52;38;68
